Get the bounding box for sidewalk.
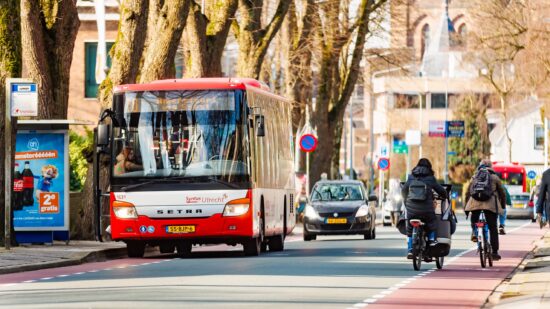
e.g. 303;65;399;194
0;240;127;275
487;229;550;308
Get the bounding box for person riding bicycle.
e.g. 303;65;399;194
402;158;448;259
465;159;506;261
536;167;550;225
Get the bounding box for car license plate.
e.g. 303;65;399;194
166;225;195;233
326;218;347;224
513;203;524;209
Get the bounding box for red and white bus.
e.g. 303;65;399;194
492;162;527;194
94;78;295;257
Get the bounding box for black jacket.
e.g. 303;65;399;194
402;166;447;214
536;168;550;213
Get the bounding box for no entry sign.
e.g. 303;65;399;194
378;158;390;171
299;134;318;152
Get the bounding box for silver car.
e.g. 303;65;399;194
507;193;534;219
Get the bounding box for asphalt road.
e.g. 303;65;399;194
0;218;533;309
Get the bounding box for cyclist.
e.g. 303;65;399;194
402;158;448;259
465;159;506;261
536;167;550;225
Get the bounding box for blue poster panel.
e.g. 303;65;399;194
13;131;69;231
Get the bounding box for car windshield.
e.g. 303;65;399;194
311;184;364;201
111;90;249;181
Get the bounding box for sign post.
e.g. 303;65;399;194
4;79;38;249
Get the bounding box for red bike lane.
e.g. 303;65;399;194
365;223;544;309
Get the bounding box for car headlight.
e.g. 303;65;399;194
304;205;319;219
223;198;250;216
113;200;138;219
355;205;369;217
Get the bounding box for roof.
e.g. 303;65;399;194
313;180;366;186
492;162;526;172
113;78;270;93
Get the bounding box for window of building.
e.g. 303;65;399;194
394;93;426;109
535;124;544;150
421;24;430;59
431;93;458;109
85;42;114;98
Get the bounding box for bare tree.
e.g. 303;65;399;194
20;0;80;119
0;0;21;246
79;0;150;240
184;0;238;77
309;0;388;183
234;0;292;78
471;0;550;161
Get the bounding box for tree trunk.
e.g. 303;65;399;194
0;0;22;246
140;0;191;83
184;0;238;78
78;0;150;240
20;0;79;119
309;0;387;185
235;0;291;79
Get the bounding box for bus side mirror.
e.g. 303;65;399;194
97;124;110;147
255;115;265;137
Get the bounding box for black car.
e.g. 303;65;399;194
303;180;378;241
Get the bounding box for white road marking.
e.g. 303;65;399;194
22;280;35;283
40;277;53;280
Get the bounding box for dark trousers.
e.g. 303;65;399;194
470;210;499;253
406;211;437;237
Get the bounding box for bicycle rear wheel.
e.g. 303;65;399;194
436;256;444;269
478;227;486;268
487;243;493;267
413;251;422;271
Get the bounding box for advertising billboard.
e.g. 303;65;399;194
13;130;69;231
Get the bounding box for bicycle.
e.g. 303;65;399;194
475;210;493;268
410;219;444;271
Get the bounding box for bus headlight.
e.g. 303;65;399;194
113;201;138;219
355;205;369;217
223;198;250;217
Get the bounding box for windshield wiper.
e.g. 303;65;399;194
120;176;193;191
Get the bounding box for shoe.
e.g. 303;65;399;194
407;252;413;259
492;253;501;261
499;225;506;235
428;240;438;247
471;234;478;242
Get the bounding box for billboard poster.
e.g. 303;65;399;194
13;131;69;231
429;120;446;137
446;121;465;138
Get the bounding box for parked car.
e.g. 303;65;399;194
303;180;377;241
507;193;534;220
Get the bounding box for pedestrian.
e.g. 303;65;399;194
402;158;448;259
536;168;550;226
498;186;512;235
465;159;506;261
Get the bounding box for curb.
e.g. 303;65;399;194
0;246;129;275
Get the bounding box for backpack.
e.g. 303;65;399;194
408;178;428;202
470;168;493;202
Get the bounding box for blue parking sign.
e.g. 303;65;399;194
527;170;537;180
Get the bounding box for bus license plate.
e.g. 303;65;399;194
326;218;347;224
166;225;195;233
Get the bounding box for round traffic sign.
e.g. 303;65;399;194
378;158;390;171
299;134;318;152
527;170;537;180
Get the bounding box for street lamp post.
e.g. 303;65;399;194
349;99;354;179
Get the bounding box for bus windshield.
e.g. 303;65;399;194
494;172;524;186
111;90;249;181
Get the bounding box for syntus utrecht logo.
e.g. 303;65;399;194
27;138;39;151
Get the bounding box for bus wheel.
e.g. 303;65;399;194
176;241;192;258
243;237;261;256
159;243;175;254
126;241;145;258
269;234;284;252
